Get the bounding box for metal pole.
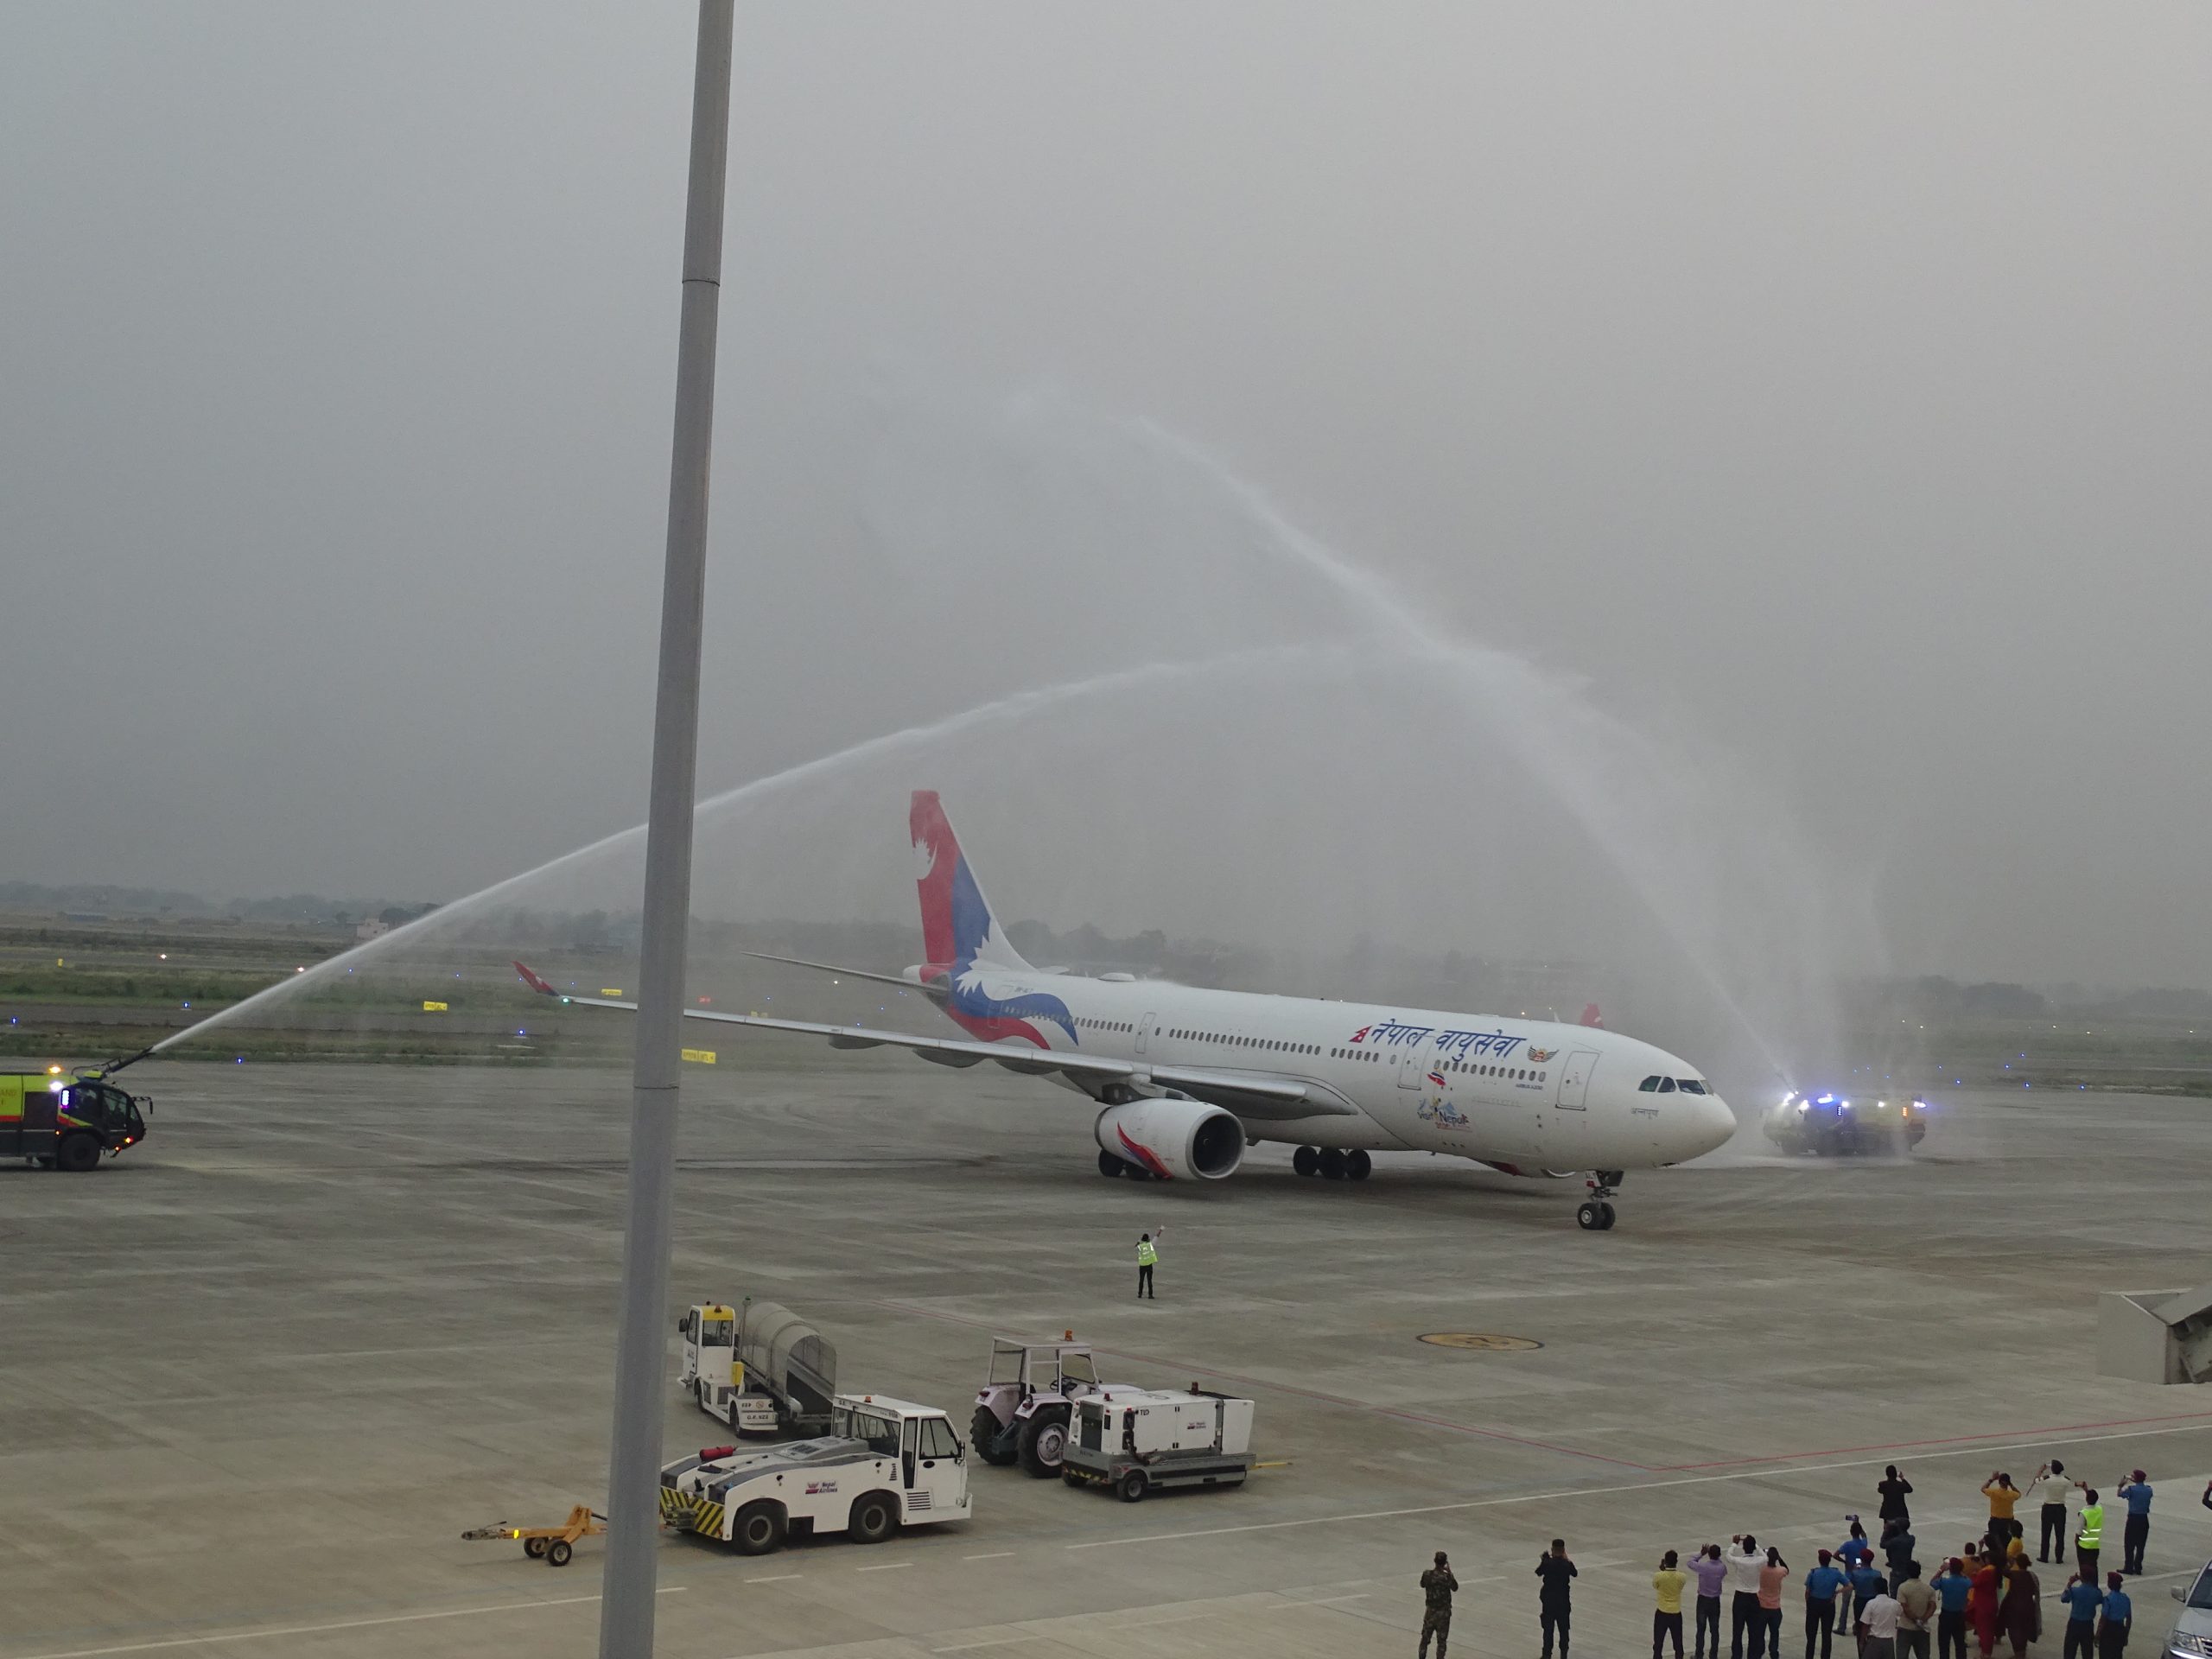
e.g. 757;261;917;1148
600;4;733;1654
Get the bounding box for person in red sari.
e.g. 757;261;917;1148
1968;1555;2004;1658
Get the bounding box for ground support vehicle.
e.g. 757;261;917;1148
461;1505;605;1567
2170;1559;2212;1659
969;1338;1130;1478
659;1395;971;1556
677;1299;836;1436
1061;1386;1255;1503
1762;1091;1928;1155
2;1067;148;1171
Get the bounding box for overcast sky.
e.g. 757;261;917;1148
4;3;2209;997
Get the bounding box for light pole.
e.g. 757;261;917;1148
600;3;734;1653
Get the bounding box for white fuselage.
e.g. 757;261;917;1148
948;969;1737;1173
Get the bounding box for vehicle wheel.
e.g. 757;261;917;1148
1345;1148;1372;1181
847;1491;899;1544
1116;1468;1148;1503
1017;1410;1070;1477
1599;1202;1618;1230
730;1500;785;1555
524;1535;549;1558
1292;1145;1319;1178
546;1539;574;1567
1318;1147;1346;1180
1576;1200;1603;1230
56;1135;101;1173
970;1406;1016;1465
1098;1148;1126;1178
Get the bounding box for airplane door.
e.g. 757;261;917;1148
1136;1014;1157;1057
1397;1048;1427;1090
1555;1048;1600;1110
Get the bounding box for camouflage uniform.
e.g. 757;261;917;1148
1421;1565;1459;1657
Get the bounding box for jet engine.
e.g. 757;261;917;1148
1095;1095;1245;1181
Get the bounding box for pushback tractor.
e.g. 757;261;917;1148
659;1394;971;1555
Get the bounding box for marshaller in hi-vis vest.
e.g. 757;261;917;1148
1136;1227;1163;1300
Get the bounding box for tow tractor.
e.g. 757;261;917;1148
969;1337;1131;1478
3;1065;149;1171
677;1300;836;1437
1061;1385;1256;1503
659;1393;972;1555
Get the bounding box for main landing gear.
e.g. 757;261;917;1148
1292;1146;1370;1181
1576;1171;1624;1230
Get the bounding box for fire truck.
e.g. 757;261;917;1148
2;1065;149;1170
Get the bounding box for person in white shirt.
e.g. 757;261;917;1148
1862;1590;1904;1659
2030;1462;2080;1566
1729;1535;1770;1659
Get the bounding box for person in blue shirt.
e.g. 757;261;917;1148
2098;1573;2132;1659
1931;1559;1974;1659
2116;1472;2152;1575
1836;1521;1874;1632
1850;1559;1889;1643
2060;1572;2105;1659
1804;1549;1847;1659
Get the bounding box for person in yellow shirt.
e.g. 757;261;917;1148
1656;1550;1689;1659
1982;1473;2024;1548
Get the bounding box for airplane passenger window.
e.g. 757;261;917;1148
1657;1077;1676;1093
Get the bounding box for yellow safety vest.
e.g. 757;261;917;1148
1136;1240;1157;1267
2077;1506;2103;1548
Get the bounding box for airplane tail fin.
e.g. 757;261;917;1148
1579;1003;1605;1029
514;960;556;996
910;791;1033;972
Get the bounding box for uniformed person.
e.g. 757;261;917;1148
1420;1549;1459;1658
2075;1491;2105;1583
1135;1229;1160;1299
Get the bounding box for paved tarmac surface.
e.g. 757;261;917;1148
5;1059;2211;1659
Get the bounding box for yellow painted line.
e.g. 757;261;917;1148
10;1586;685;1659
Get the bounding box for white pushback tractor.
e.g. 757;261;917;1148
1060;1385;1255;1503
659;1393;972;1555
678;1300;836;1437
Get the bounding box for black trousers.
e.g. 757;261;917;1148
2078;1545;2100;1582
1732;1592;1764;1659
1696;1596;1722;1658
1136;1264;1153;1297
1541;1605;1571;1656
1806;1599;1835;1659
2123;1512;2148;1574
1900;1630;1931;1659
1656;1609;1684;1659
2101;1629;2128;1659
1766;1607;1785;1659
1936;1610;1967;1659
2042;1505;2069;1562
2064;1624;2096;1659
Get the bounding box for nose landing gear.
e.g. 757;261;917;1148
1576;1171;1623;1231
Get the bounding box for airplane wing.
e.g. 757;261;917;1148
742;951;935;995
513;962;1350;1120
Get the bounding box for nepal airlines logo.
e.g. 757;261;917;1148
911;791;1076;1049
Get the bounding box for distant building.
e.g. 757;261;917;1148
355;918;391;943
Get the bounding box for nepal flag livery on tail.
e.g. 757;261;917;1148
910;790;1076;1049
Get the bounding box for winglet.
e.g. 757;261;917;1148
514;961;557;996
1579;1002;1605;1029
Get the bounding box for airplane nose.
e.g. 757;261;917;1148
1684;1092;1737;1157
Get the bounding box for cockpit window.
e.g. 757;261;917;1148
1656;1077;1677;1093
1638;1076;1661;1092
1675;1079;1707;1095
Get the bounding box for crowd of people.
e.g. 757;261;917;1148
1412;1463;2210;1659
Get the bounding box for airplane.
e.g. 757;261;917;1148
515;791;1737;1230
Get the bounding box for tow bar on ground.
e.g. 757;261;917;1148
461;1503;606;1567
